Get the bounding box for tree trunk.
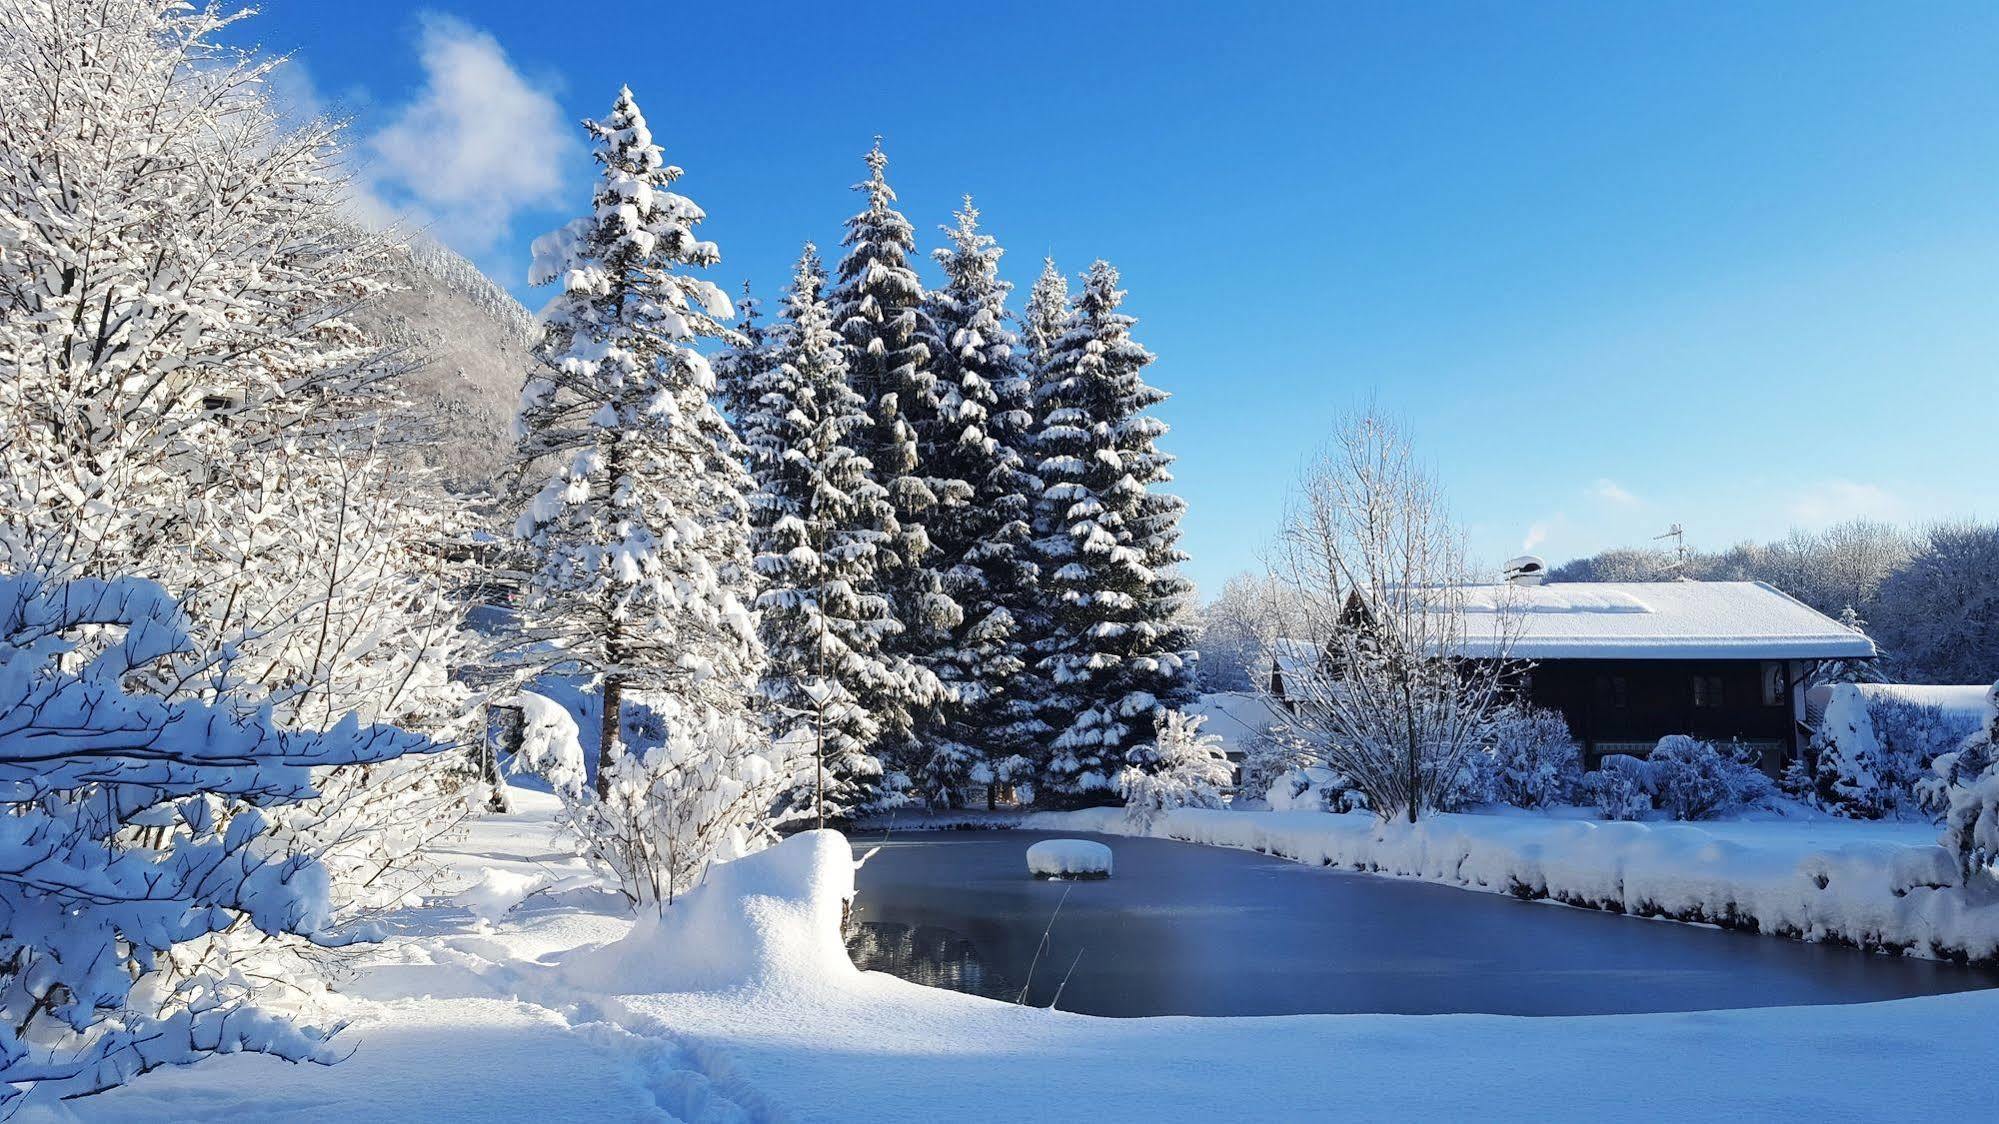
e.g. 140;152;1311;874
597;674;623;798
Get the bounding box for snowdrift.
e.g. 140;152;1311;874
1031;808;1999;963
560;829;858;994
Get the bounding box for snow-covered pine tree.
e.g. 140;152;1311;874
715;280;772;426
1030;260;1196;804
829;139;967;788
513;88;765;805
1000;258;1074;797
1021;257;1074;370
913;199;1043;806
741;245;939;820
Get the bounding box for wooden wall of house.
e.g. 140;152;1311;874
1523;658;1798;773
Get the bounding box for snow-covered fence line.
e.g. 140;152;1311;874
1026;807;1999;964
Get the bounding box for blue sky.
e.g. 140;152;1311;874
248;1;1999;595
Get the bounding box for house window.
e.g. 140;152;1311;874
1594;674;1628;710
1760;662;1786;707
1692;675;1725;709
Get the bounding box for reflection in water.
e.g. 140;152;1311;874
847;922;1014;1002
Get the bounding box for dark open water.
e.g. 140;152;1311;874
846;829;1999;1017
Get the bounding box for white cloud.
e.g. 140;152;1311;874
1590;478;1639;507
362;15;576;256
1786;480;1904;528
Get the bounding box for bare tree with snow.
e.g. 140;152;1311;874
1263;410;1518;823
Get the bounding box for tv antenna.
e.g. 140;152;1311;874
1654;523;1689;578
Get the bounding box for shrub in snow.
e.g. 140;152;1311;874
0;575;437;1103
1647;736;1774;821
1584;755;1654;821
1812;687;1981;820
555;693;794;909
1025;839;1113;880
1932;682;1999;882
510;691;588;796
1238;724;1319;804
1479;704;1584;809
1267;766;1370;814
1119;710;1233;829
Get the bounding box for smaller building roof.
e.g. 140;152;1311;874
1457;581;1876;661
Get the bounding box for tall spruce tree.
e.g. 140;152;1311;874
714;280;771;426
829;139;967;786
915;200;1043;806
741;245;938;818
1007;257;1074;799
513;88;762;796
1030;260;1196;804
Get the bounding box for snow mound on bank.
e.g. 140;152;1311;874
1027;838;1113;878
560;829;857;994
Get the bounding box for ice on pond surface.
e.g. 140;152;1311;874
1027;838;1114;879
852;831;1999;1017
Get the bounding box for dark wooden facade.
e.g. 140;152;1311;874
1520;658;1804;773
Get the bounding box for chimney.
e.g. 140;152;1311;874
1503;555;1547;586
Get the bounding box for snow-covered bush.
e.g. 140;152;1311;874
1583;755;1653;821
1267;766;1370;814
1582;737;1774;821
510;690;588;796
0;575;437;1104
1239;724;1320;804
1932;682;1999;882
1648;736;1773;821
559;695;793;908
1480;704;1584;809
1119;710;1233;829
1812;686;1981;819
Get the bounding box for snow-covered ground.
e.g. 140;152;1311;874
1029;805;1999;962
40;789;1999;1121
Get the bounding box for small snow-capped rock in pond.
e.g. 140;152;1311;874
1026;838;1114;880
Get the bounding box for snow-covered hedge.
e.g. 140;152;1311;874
1028;805;1999;963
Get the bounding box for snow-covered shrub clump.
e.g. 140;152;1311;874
1932;682;1999;882
0;575;437;1104
1120;710;1233;829
1582;737;1773;821
1480;704;1584;809
1267;766;1370;814
510;691;587;796
1649;736;1775;820
1583;755;1654;821
1813;685;1982;819
1026;839;1113;879
1239;724;1319;804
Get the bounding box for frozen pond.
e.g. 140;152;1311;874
846;829;1999;1017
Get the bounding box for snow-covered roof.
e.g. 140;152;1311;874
1457;581;1876;661
1266;638;1321;682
